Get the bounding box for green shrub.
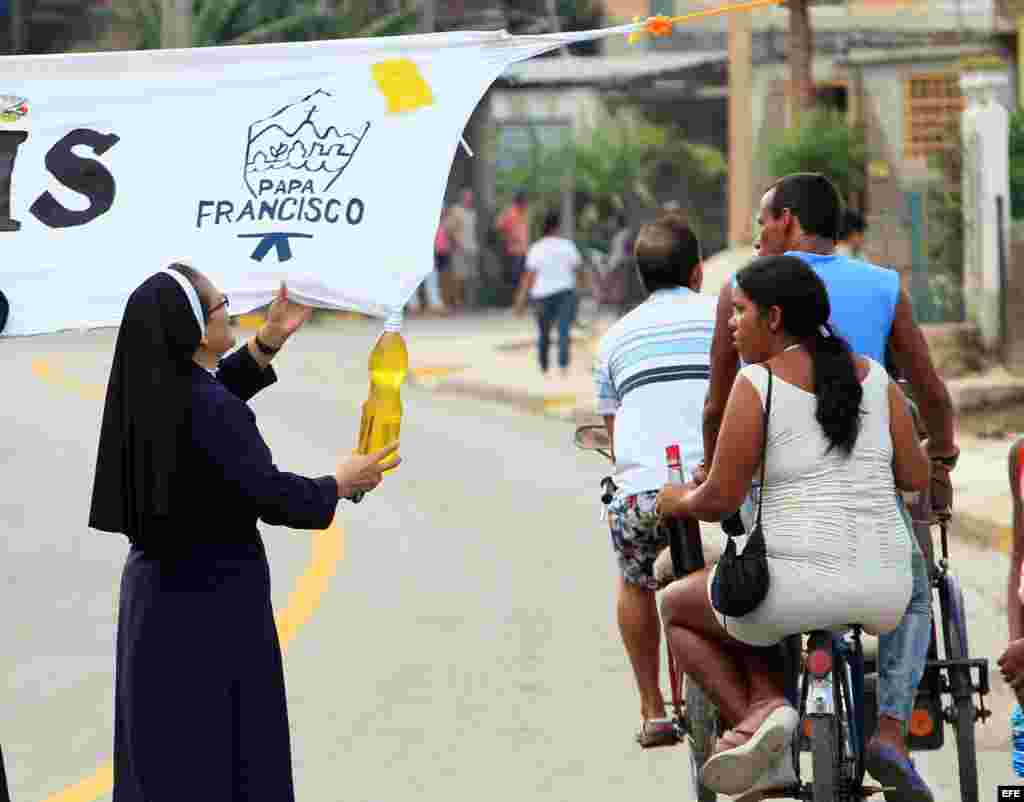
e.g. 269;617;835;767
761;109;866;200
1010;109;1024;219
923;118;964;322
495;109;726;243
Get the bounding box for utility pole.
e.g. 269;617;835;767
1010;0;1024;108
420;0;435;35
543;0;575;240
160;0;191;48
9;0;25;53
544;0;569;57
728;9;753;247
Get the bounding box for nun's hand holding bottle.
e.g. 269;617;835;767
336;441;401;500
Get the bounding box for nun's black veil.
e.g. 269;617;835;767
89;272;203;542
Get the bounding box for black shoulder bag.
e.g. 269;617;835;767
711;366;773;618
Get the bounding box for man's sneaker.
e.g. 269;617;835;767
864;741;935;802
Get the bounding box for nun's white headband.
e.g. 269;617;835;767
164;266;206;338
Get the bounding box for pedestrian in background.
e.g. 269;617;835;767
1001;438;1024;776
836;209;867;258
496;191;530;303
434;206;454;315
89;264;400;801
416;225;443;317
448;188;479;311
602;213;635;319
513;209;581;379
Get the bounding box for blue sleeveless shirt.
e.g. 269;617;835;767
733;251;900;362
783;251;900;361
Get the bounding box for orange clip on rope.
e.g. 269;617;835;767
627;0;785;45
645;15;674;37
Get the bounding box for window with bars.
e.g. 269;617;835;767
904;72;965;160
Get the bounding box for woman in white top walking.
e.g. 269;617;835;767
513;209;582;377
655;255;929;797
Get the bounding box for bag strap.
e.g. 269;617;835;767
753;366;773;532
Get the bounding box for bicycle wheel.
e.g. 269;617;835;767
811;715;838;802
685;676;718;802
943;575;979;802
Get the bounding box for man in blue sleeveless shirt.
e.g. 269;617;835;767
702;173;958;802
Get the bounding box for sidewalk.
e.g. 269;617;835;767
401;307;1024;552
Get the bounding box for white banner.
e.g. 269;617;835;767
0;26;634;336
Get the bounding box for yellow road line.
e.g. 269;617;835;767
409;365;466;380
31;360;105;402
542;393;579;410
39;765;113;802
999;525;1013;554
277;521;344;653
31;356;344;802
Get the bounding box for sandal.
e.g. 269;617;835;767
700;706;798;795
713;726;757;755
634;717;679;749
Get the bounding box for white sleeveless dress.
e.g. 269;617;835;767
708;358;912;646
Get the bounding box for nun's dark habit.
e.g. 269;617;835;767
89;271;338;802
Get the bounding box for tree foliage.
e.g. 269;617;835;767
922;117;965;322
496;109;725;242
116;0;418;49
762;109;866;200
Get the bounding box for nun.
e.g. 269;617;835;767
89;264;400;801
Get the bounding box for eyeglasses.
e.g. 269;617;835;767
207;295;229;318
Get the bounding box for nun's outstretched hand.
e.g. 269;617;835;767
260;281;313;350
336;442;402;498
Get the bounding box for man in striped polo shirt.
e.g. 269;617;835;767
593;210;716;748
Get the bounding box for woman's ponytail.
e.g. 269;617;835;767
808;322;862;456
736;255;865;456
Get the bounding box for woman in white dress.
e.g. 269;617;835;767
656;255;929;797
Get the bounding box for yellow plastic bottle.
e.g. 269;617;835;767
356;308;407;471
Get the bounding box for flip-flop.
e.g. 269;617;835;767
635;717;679;749
864;741;934;802
700;706;799;795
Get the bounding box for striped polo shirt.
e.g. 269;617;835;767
593;286;716;497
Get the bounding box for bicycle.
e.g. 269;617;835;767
576;419;991;801
859;479;990;802
855;382;991;802
790;475;990;802
576;423;879;802
574;423;721;802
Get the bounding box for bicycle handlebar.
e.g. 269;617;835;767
600;476;617;506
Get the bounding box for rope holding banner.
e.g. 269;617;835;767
627;0;785;45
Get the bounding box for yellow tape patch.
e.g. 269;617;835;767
371;59;434;113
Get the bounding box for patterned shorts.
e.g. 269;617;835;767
608;490;668;591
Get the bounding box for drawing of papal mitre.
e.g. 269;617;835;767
243;89;370;199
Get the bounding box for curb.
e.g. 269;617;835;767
419;370;1017;553
950;380;1024;414
413;375;582;420
950;510;1011;555
408;351;1021;552
427;375;1024;426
